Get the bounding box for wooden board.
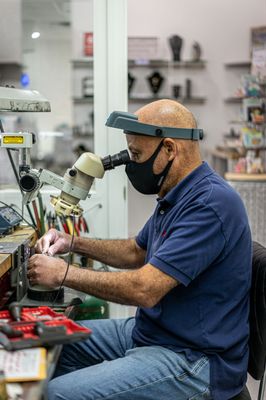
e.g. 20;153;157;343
0;227;37;247
225;173;266;181
0;254;11;279
0;226;37;279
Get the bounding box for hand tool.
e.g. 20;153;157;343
0;324;23;338
34;322;66;338
9;302;22;322
0;331;12;351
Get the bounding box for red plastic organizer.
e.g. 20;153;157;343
0;306;92;350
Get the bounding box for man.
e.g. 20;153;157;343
28;99;252;400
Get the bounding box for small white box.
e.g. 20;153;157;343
128;37;158;61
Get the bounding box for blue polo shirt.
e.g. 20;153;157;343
133;162;252;400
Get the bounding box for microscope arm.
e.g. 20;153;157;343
21;150;129;217
21;152;105;216
24;167;95;202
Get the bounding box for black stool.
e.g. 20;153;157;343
230;242;266;400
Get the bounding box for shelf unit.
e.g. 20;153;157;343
128;58;207;106
70;57;208;150
222;62;266;176
71;58;94;151
224;61;251;103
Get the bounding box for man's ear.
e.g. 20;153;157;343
163;138;177;160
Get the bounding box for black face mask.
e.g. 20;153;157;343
125;140;173;195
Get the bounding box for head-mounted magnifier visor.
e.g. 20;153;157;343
106;111;204;141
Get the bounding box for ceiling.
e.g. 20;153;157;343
22;0;71;25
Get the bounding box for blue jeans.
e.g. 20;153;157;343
48;318;211;400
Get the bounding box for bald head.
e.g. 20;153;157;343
135;99;197;129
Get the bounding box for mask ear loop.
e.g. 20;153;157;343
156;158;174;188
143;139;165;164
153;140;174;189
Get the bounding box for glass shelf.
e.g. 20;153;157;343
224;61;251;68
72;58;93;68
225;97;245;103
128;59;206;69
129;96;206;104
72;97;93;104
72;59;206;69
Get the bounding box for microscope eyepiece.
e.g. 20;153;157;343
101;150;130;171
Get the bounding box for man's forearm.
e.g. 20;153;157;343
64;265;147;306
73;237;145;269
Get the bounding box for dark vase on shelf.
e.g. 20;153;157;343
168;35;183;62
191;42;202;62
147;71;164;96
128;72;136;95
185;79;192;99
172;85;182;99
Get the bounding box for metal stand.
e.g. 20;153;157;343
258;367;266;400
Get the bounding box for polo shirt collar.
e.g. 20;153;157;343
158;162;214;207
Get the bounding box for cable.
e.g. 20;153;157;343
32;199;41;235
37;193;45;236
0;200;36;230
52;214;76;307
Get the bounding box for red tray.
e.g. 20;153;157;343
0;306;92;350
0;306;66;323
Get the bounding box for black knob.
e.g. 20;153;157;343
69;169;77;177
155;128;163;136
19;173;39;192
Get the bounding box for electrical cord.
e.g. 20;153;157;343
51;214;76;307
0;200;36;230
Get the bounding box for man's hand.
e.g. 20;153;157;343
35;229;72;256
28;254;67;287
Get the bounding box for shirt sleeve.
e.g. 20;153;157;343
149;202;226;286
135;215;152;250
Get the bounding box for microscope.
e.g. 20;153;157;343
0;86;130;305
10;130;129;217
0;86;130;217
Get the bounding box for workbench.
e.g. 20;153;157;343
0;226;37;307
0;225;86;399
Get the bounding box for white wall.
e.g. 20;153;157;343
127;0;266;237
71;0;93;59
0;0;22;63
127;0;266;148
22;22;72;132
